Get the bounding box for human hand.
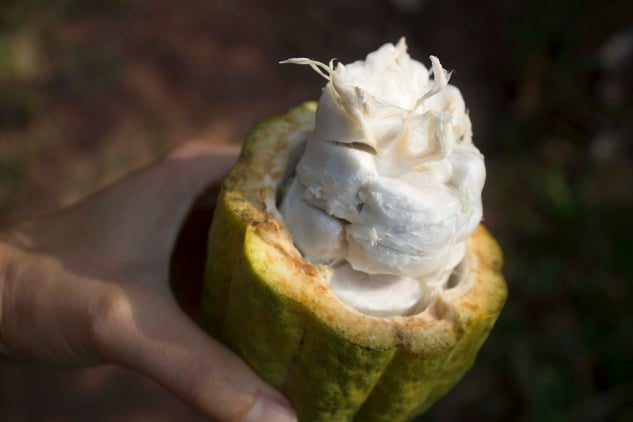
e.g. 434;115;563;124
0;141;297;422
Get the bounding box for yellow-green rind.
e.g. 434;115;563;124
200;191;244;339
201;102;507;421
355;226;507;420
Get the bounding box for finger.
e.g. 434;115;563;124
118;141;240;264
164;141;240;201
22;141;240;282
92;284;296;422
120;140;240;250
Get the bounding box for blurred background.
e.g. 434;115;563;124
0;0;632;421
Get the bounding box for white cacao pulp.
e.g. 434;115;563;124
279;38;486;317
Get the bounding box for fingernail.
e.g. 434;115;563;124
243;395;297;422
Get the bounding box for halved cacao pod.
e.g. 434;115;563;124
201;102;507;422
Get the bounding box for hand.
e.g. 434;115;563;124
0;141;297;422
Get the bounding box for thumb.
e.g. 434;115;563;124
93;285;296;422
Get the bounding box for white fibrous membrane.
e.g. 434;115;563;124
279;38;486;317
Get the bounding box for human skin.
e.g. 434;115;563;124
0;141;296;422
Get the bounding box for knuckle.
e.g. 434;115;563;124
87;285;133;360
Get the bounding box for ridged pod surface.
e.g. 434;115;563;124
200;102;507;422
